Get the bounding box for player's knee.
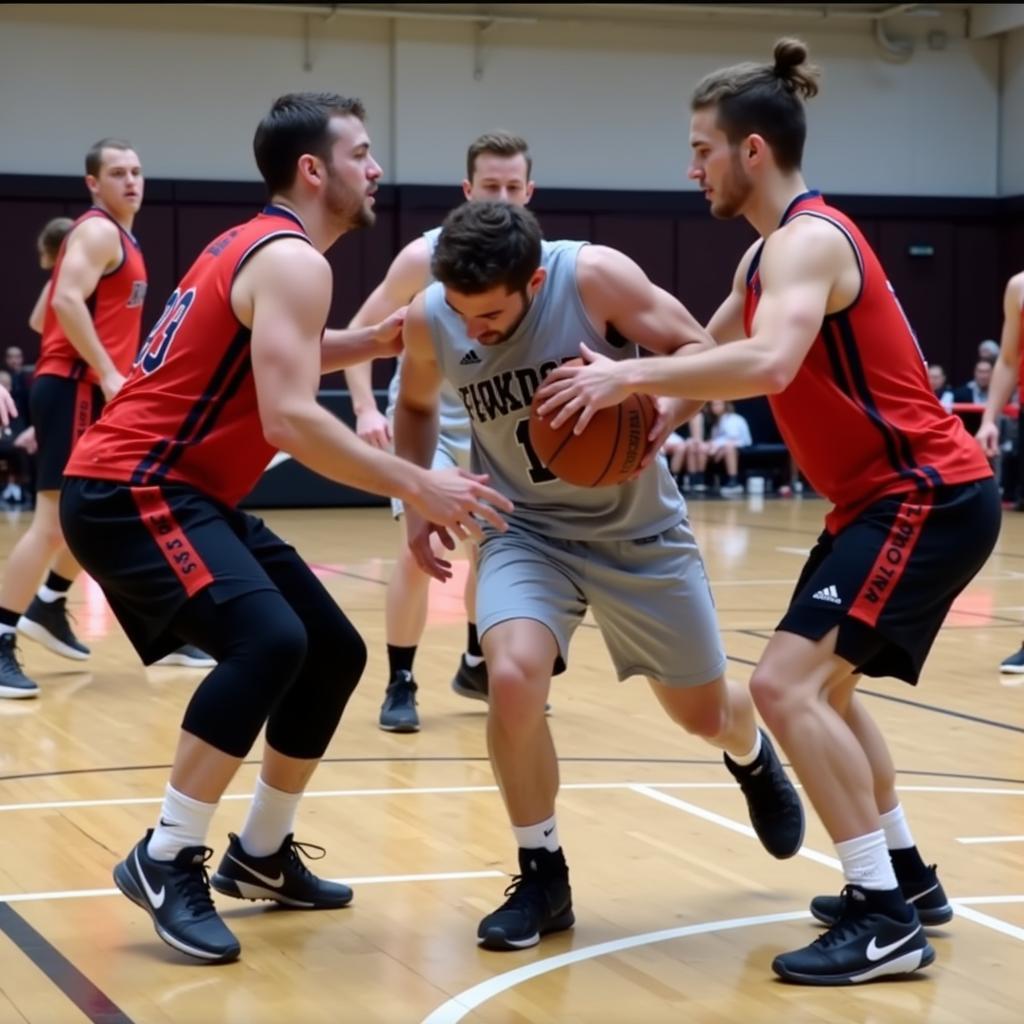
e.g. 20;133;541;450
253;609;309;679
748;668;790;732
668;697;727;739
487;658;548;728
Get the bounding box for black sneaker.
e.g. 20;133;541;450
379;671;419;732
773;885;934;985
112;831;240;963
211;832;353;909
451;654;489;703
724;729;805;859
477;847;574;951
0;632;39;699
18;596;89;661
153;644;216;669
811;864;952;927
1000;644;1024;674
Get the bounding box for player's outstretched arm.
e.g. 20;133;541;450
536;218;838;432
242;240;509;566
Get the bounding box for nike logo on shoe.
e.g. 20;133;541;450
908;883;939;903
134;850;166;909
866;924;922;961
227;853;285;888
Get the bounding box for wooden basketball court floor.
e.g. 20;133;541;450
0;495;1020;1024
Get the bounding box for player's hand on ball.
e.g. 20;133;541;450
535;343;629;433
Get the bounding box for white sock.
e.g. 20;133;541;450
238;778;303;857
879;803;916;851
147;784;218;862
0;623;15;637
512;814;559;853
464;652;485;668
728;728;762;767
835;829;898;891
36;585;65;604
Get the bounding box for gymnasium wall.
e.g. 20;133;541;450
0;4;1019;389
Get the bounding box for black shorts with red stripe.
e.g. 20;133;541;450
31;375;104;492
60;477;303;664
778;477;1001;684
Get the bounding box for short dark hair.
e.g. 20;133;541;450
85;138;135;177
466;131;532;181
432;202;543;295
253;92;366;194
37;217;74;261
691;38;820;172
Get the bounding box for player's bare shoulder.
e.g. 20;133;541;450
68;215;123;270
232;236;330;327
388;235;434;296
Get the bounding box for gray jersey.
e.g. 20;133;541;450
423;240;684;541
387;228;470;451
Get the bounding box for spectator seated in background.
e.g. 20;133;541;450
978;338;1000;364
3;347;32;426
661;406;706;492
700;399;751;497
0;369;34;506
928;363;955;411
954;359;993;405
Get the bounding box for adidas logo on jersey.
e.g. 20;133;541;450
812;585;842;605
459;350;482;365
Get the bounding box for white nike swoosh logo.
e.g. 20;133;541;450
134;850;165;909
866;924;921;962
908;883;939;903
227;852;284;888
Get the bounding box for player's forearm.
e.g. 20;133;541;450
341;357;379;414
321;327;387;375
981;359;1018;427
622;339;787;401
28;283;49;334
393;401;440;471
264;399;426;504
51;293;119;378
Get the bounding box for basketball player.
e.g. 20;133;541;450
537;40;999;984
977;269;1024;671
59;93;511;964
346;132;534;732
0;141;151;699
394;200;804;952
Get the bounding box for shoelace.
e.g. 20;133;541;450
286;839;328;881
813;886;867;948
386;678;418;707
175;848;217;916
497;872;548;912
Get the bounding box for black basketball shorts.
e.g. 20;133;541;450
778;478;1001;684
31;375;104;492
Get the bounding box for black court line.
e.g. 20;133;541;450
0;903;134;1024
1;755;1020;786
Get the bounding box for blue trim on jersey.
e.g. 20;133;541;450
779;190;822;226
262;204;306;230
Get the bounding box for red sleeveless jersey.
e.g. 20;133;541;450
66;206;311;507
36;208;148;382
743;192;991;533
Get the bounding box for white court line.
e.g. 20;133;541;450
955;895;1024;905
631;784;842;870
2;781;1021;815
0;870;504;905
957;835;1024;845
952;905;1024;942
775;546;811;556
419;788;1024;1023
420;910;812;1024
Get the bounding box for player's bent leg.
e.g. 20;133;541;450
648;675;804;859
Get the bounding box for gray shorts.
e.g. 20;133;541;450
476;522;726;686
390;431;471;519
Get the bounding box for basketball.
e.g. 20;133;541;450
528;372;658;487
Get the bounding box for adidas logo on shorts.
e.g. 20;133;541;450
812;584;843;605
459;350;482;365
